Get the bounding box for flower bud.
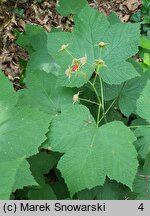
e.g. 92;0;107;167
59;44;69;52
80;56;87;65
73;92;80;104
65;67;71;79
72;58;80;65
95;59;107;67
97;41;108;48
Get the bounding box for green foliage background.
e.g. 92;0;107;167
0;1;150;200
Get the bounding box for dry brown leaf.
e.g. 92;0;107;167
18;19;26;31
122;14;130;22
124;0;141;11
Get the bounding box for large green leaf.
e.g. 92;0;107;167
96;180;123;200
17;24;47;54
0;72;50;159
0;71;50;198
96;74;149;117
17;25;58;74
0;104;50;160
136;80;150;123
26;51;59;76
56;0;87;16
28;183;56;200
104;102;128;124
28;151;58;184
50;104;138;195
133;82;150;159
77;180;124;200
19;70;75;115
0;158;24;200
143;152;150;175
13;159;38;192
52;180;70;200
28;152;58;200
119;75;149;117
134;127;150;159
47;5;140;87
95;59;143;100
133;166;150;200
77;187;98;200
0;70;18;108
107;12;121;25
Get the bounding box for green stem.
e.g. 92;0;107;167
88;79;101;128
99;47;102;58
66;49;74;59
81;71;100;103
93;72;98;86
129;125;150;128
63;50;102;127
79;98;99;106
98;73;107;123
98;98;117;124
96;104;101;128
136;173;150;178
89;80;100;103
62;49;103;128
80;70;101;128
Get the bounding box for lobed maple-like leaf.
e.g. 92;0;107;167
136;80;150;123
28;183;56;200
17;25;58;75
133;80;150;159
96;72;149;117
134;127;150;159
47;5;140;87
19;70;75;115
133;163;150;200
12;159;38;192
28;152;58;184
0;158;24;200
56;0;87;16
50;104;138;195
27;152;58;200
0;71;50;199
77;179;124;200
17;24;47;54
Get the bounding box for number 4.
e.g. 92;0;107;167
138;203;144;211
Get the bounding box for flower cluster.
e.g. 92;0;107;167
65;56;87;79
61;41;108;80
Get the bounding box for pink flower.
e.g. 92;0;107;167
72;65;79;72
65;68;71;78
80;56;87;65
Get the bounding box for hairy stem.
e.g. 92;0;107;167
129;125;150;128
79;98;99;105
96;104;101;127
66;49;74;59
81;71;100;103
99;74;107;123
93;72;98;86
81;70;101;128
99;98;117;124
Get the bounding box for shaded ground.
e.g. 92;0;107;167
0;0;141;88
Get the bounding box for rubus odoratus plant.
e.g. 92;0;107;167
1;3;150;200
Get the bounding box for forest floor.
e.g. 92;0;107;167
0;0;141;89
